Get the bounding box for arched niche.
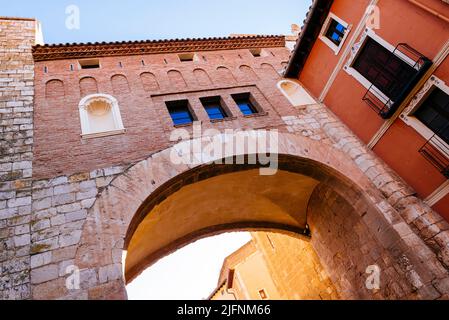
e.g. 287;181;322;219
278;79;316;107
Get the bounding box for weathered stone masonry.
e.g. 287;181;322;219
0;17;36;300
29;165;126;300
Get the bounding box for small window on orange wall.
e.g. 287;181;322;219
319;13;350;55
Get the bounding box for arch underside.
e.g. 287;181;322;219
125;168;319;283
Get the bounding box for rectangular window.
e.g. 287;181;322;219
319;13;349;54
227;269;235;289
414;87;449;144
258;289;267;300
166;100;194;126
325;19;347;46
352;37;416;101
79;59;100;69
178;53;195;62
250;49;262;57
232;93;258;116
200;96;228;120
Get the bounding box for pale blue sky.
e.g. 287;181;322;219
2;0;311;44
127;232;253;300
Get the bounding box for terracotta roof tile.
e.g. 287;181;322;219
33;35;286;61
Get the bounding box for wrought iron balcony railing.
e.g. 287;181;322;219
419;134;449;178
362;43;432;119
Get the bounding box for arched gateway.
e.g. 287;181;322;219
69;132;448;300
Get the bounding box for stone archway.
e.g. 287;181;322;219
71;132;448;300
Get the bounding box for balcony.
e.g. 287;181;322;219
419;134;449;178
362;43;432;119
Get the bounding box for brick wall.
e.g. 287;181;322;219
0;17;37;300
33;47;292;179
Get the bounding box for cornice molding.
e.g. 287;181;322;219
32;35;286;62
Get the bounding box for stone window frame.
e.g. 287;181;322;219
400;75;449;152
343;28;418;105
318;12;351;55
78;93;126;139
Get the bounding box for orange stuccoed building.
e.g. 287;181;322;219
209;233;338;300
285;0;449;220
1;0;449;300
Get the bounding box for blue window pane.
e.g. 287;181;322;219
336;23;345;32
237;101;256;115
331;32;341;42
325;19;346;46
170;110;193;125
205;104;225;120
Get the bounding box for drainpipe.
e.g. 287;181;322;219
408;0;449;23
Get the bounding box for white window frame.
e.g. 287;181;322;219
400;75;449;152
79;93;126;139
343;28;418;106
318;13;351;55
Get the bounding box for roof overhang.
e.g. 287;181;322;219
32;35;286;62
284;0;334;78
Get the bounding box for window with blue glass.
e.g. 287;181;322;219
200;97;228;120
325;19;347;47
166;100;194;126
232;93;259;116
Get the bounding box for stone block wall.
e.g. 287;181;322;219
0;17;37;300
29;165;126;300
309;184;421;299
